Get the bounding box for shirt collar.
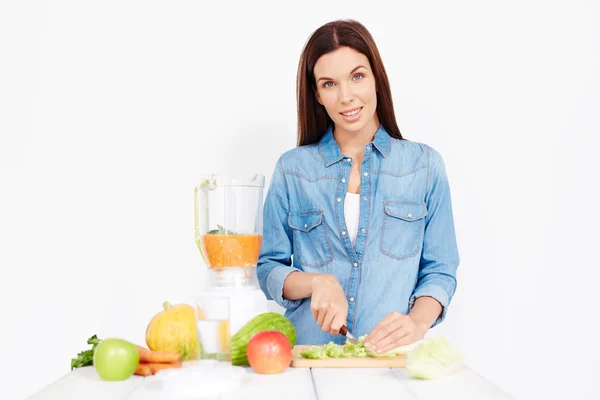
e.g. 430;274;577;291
319;124;391;167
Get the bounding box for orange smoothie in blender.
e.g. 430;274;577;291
198;230;263;268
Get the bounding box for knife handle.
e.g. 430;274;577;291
339;325;348;336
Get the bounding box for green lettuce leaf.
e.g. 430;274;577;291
406;336;464;379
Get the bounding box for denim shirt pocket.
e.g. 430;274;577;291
288;209;334;268
380;201;428;261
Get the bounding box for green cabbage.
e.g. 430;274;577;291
406;336;464;380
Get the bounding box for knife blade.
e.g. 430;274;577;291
339;325;358;344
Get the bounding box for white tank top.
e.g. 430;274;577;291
344;192;361;247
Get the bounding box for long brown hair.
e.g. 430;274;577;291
296;19;403;146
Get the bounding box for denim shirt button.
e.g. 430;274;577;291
346;157;352;162
353;262;358;267
361;228;366;233
342;178;346;183
349;297;355;302
364;172;369;176
337;197;342;202
363;196;368;201
341;231;346;236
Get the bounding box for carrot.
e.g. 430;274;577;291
134;363;153;377
146;361;182;374
136;345;181;364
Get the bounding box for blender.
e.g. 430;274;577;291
194;174;268;335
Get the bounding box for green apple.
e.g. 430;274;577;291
93;338;139;381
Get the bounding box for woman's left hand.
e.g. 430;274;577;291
363;312;428;354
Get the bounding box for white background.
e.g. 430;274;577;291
1;1;599;399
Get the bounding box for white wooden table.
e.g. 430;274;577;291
27;363;515;400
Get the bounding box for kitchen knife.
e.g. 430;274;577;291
339;325;358;344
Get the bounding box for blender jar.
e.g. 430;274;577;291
194;174;265;289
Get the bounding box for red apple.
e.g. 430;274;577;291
246;331;292;374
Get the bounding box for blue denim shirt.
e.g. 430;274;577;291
257;124;460;345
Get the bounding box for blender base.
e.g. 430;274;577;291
206;267;261;290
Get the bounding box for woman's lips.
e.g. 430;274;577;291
340;107;363;122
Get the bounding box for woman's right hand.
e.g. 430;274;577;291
310;274;348;335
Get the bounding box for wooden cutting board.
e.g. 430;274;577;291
290;345;406;368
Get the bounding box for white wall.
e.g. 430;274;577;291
1;1;598;399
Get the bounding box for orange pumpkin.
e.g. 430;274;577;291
145;301;198;361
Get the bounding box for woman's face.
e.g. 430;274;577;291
313;46;379;137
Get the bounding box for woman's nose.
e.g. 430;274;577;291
339;83;355;104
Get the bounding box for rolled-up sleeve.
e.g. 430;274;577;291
410;146;460;327
257;157;303;310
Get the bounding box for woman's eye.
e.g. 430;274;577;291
324;81;334;88
353;73;364;81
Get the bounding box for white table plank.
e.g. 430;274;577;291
26;363;517;400
125;365;316;400
311;368;418;399
27;367;143;400
391;367;516;400
221;368;317;400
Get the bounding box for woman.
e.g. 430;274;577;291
257;19;459;354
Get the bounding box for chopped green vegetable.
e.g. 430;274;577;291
342;338;371;357
207;224;239;235
300;341;356;359
299;336;372;360
71;334;101;370
406;337;464;380
324;342;346;358
300;334;428;359
300;346;328;359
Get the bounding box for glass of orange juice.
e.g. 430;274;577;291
196;295;231;361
